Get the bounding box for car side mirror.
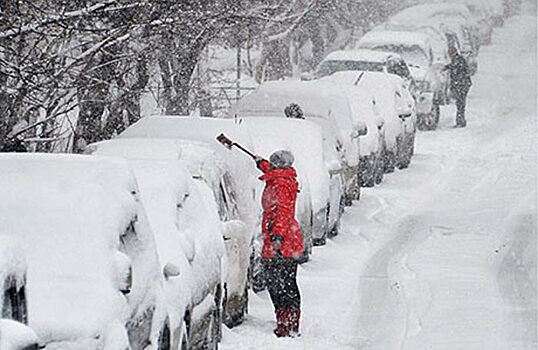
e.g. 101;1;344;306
0;319;39;350
222;220;248;241
163;262;181;279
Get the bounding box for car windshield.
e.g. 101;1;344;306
317;60;384;77
370;44;429;68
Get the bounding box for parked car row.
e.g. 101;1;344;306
0;2;503;349
312;1;502;131
0;117;261;350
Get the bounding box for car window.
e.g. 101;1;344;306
317;60;384;77
217;172;240;222
2;275;27;323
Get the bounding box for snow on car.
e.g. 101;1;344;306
87;138;226;349
385;3;481;75
0;153;164;350
357;30;444;130
318;73;385;187
113;122;255;329
118;116;259;238
316;49;414;85
0;318;39;350
230;79;364;205
322;70;416;174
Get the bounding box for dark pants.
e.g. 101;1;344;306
452;86;469;127
263;257;301;310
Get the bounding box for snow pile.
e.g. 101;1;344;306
0;154;154;348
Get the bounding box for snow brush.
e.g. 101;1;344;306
216;133;256;159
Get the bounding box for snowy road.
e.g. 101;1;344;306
221;8;537;350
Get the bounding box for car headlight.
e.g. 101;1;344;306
416;80;431;92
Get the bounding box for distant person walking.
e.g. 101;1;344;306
254;150;303;337
444;47;473;127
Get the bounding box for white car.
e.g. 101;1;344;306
357;30;443;131
240;116;342;247
386;3;480;75
0;236;39;350
116;120;255;328
230;80;366;205
316;49;414;85
87;139;229;349
322;71;416;174
0;154;165;350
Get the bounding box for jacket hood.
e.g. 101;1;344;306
259;168;297;182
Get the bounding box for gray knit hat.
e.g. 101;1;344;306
269;150;294;169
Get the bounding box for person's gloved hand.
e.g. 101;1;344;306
254;155;264;163
270;235;283;252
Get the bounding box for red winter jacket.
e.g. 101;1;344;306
257;160;303;259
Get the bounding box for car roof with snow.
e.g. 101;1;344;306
0;153;138;345
322;49;403;63
358;30;432;51
388;3;474;26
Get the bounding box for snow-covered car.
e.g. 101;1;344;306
318;73;385;187
0;154;164;350
322;70;416;174
0;236;39;350
240;116;343;247
87;138;228;349
115;120;255;328
316;49;414;85
385;3;481;75
357;30;443;130
230;80;365;205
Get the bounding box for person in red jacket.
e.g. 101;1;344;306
254;150;303;337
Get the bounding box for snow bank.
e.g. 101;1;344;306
0;154;152;347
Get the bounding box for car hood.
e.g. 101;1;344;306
29;280;130;347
